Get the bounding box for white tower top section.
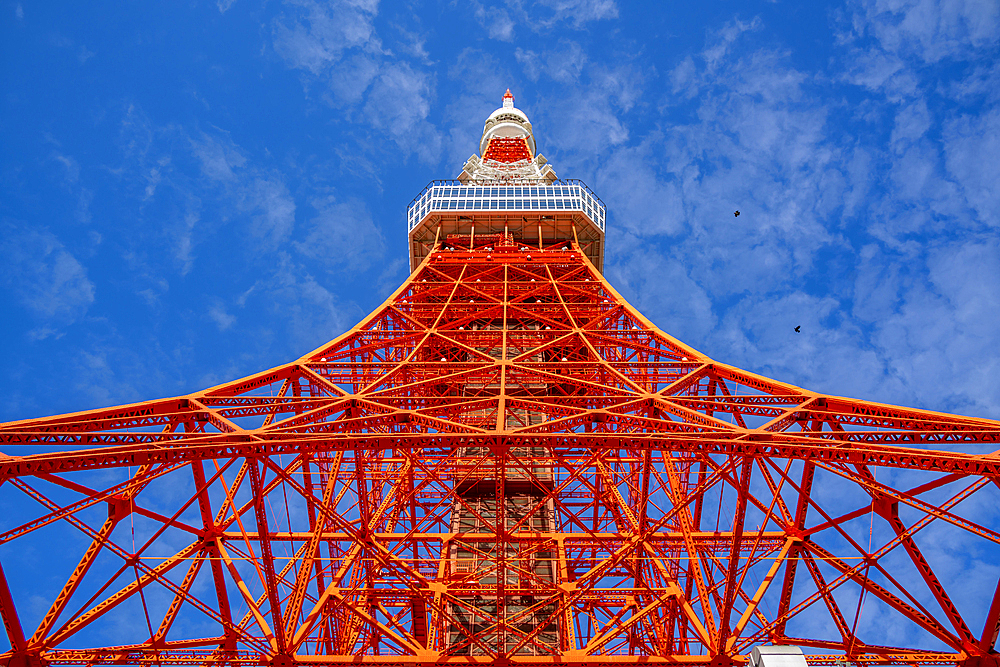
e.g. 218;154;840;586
458;90;557;184
479;89;536;157
406;89;605;272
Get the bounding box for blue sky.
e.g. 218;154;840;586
2;0;999;423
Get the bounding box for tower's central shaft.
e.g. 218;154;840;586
410;93;598;655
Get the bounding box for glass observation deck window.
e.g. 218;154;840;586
407;180;606;233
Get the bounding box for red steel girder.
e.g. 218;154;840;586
1;241;999;667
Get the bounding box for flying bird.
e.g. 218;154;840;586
734;210;740;217
794;326;801;333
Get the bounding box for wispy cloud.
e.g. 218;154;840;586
240;176;297;247
48;32;96;65
208;302;236;331
363;63;440;161
155;127;295;268
191;132;247;182
516;40;587;83
6;0;999;430
270;0;443;163
237;251;360;360
868;238;1000;416
272;0;380;75
84;101;381;404
475;4;516;41
295;196;385;272
844;0;1000;63
539;0;618;26
943;107;1000;225
504;10;1000;420
441;49;517;168
519;53;641;157
470;0;618;39
0;219;95;339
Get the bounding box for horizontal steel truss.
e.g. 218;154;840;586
2;239;1000;667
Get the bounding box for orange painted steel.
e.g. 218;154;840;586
2;237;1000;667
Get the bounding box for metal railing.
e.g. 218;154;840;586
406;179;606;233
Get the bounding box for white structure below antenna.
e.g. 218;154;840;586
750;646;809;667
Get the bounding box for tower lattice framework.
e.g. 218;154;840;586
3;92;1000;667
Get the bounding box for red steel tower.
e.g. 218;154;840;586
2;91;1000;667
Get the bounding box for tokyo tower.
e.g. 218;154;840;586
3;89;1000;667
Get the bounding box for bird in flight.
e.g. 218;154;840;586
794;326;801;333
734;210;740;217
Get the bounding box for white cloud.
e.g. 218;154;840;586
143;164;163;200
471;0;618;38
715;291;897;400
47;33;96;67
174;211;200;276
393;23;430;62
602;31;842;294
475;6;515;41
606;241;717;344
362;63;440;162
328;53;380;104
871;239;1000;416
943;107;1000;227
516;41;587;83
208;303;236;331
270;0;446;163
890;98;931;144
190;133;247;182
514;21;852;343
63;341;173;412
511;44;643;161
701;16;762;73
364;63;432;134
838;0;1000;100
944;59;1000;105
494;11;1000;422
257;252;359;354
538;0;618;25
441;49;516;168
53;153;80;183
0;220;95;338
840;47;920;100
186;132;298;249
596;139;685;237
49;152;93;223
272;0;380;75
848;0;1000;63
535;79;633;156
294;197;384;272
115;109;298;275
241;177;296;247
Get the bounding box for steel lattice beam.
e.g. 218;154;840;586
1;240;999;667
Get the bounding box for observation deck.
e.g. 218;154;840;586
406;179;606;272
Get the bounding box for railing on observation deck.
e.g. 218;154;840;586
407;179;606;233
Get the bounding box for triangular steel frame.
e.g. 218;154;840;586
2;240;1000;667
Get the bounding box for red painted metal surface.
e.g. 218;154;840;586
2;236;1000;667
482;136;532;163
